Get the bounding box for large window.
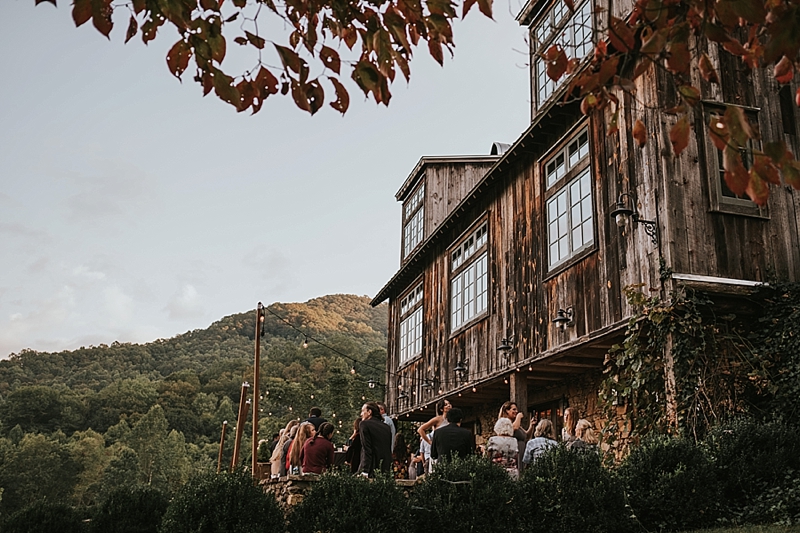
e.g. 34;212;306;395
403;183;425;258
399;283;423;364
450;221;488;331
704;105;768;218
544;126;594;270
532;0;593;107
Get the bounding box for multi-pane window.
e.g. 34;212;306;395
544;126;594;270
451;221;489;331
399;283;423;364
533;0;593;106
403;184;425;258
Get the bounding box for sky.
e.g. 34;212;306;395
0;1;530;358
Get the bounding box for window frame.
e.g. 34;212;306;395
702;103;769;219
449;218;490;335
403;182;426;259
398;280;424;367
531;0;594;108
542;123;597;274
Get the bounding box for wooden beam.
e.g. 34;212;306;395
510;373;528;418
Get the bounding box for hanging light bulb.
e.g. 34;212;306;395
302;336;309;348
350;366;356;375
310;394;314;399
472;387;477;393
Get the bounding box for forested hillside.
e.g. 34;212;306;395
0;294;388;518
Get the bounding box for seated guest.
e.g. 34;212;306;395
523;419;558;464
567;419;598;453
485;417;519;478
301;422;335;474
288;422;315;475
431;408;474;462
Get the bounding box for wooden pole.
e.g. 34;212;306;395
664;333;679;435
231;382;250;472
216;420;228;473
252;302;264;477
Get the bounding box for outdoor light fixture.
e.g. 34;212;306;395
454;360;467;381
398;390;409;401
302;336;309;348
552;307;575;331
497;336;514;353
367;378;377;389
350;366;356;375
609;193;659;245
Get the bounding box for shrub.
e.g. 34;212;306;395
2;501;85;533
159;472;284;533
287;471;407;533
619;435;719;531
91;486;169;533
707;418;800;525
519;445;633;533
406;455;521;533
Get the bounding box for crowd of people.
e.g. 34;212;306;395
266;401;597;480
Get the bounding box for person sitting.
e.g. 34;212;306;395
301;422;335;474
567;419;598;453
279;423;299;477
523;419;558;464
431;408;474;462
485;417;519;478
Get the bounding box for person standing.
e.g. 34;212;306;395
377;402;396;448
301;422;335;474
305;407;327;431
358;402;393;477
431;408;474;462
485;417;520;478
344;418;362;474
562;407;579;442
498;401;532;470
523;419;558;465
417;399;451;445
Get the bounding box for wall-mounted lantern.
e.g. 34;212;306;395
609;192;659;245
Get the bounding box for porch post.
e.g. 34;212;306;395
510;372;528;419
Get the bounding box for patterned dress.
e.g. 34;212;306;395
486;435;520;479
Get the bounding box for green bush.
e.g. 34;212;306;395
159;472;284;533
407;455;521;533
287;471;407;533
707;418;800;525
91;486;169;533
2;501;85;533
519;445;633;533
620;436;719;531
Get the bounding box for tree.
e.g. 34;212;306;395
34;0;493;115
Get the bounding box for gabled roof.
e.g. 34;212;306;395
371;100;582;307
395;156;500;202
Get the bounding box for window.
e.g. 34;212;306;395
704;105;768;218
544;126;594;270
403;183;425;258
450;221;489;331
532;0;593;107
399;283;423;364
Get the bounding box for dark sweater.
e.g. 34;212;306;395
301;436;335;474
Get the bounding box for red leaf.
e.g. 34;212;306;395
752;155;781;185
564;0;575;11
255;66;279;95
670;115;691;156
234;36;247;45
608;16;635;52
782;160;800;189
329;77;350;114
245;31;266;49
608;108;620;136
545;45;568;82
698;53;719;84
633;119;647;147
633;57;652;79
166;40;193;79
208;34;226;63
72;0;92;26
476;0;493;18
91;0;113;38
745;170;769;205
774;56;794;84
320;46;341;74
598;56;620;86
125;16;138;43
275;45;303;74
723;145;750;196
428;39;444;65
797;87;800;107
462;0;477;16
667;41;690;75
35;0;57;4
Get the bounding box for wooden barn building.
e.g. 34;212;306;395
370;0;800;440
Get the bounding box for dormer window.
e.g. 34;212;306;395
533;0;593;107
403;183;425;258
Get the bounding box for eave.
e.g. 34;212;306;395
395;156;501;202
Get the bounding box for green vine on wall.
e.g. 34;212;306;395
599;283;777;447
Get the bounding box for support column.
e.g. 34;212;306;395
510;372;528;419
663;333;679;435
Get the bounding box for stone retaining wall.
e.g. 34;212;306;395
261;475;417;509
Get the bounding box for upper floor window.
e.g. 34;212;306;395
533;0;593;107
704;104;768;218
399;283;423;365
403;183;425;258
451;221;489;331
544;126;594;270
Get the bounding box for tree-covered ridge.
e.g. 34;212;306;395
0;294;387;518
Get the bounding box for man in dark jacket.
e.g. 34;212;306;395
431;408;474;462
305;407;327;431
358;402;393;477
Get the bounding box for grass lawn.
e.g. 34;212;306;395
689;527;800;533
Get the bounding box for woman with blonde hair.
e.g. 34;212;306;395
562;407;579;442
288;422;315;474
272;419;299;478
485;417;520;478
523;418;557;464
568;419;598;452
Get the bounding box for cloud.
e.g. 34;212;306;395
243;248;293;296
103;284;133;326
0;285;76;357
27;257;49;274
164;284;205;320
0;223;50;243
73;265;107;281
